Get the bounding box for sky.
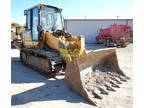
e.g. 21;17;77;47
11;0;133;24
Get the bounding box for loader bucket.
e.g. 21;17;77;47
65;48;128;106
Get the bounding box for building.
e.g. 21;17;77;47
64;19;133;44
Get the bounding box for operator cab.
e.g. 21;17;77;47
24;4;64;41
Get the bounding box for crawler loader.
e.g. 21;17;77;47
18;4;129;106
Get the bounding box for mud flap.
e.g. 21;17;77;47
65;48;127;106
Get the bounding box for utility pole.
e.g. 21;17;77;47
85;16;86;20
115;16;119;25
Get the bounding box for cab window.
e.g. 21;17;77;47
32;8;39;40
26;10;31;30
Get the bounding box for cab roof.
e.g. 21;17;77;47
24;3;61;11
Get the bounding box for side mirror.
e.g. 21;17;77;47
24;10;27;15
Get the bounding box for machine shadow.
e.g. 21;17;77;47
11;57;51;84
11;57;91;106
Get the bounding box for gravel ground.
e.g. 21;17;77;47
11;44;133;108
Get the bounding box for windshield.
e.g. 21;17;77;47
40;7;63;31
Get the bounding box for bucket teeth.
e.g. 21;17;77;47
104;84;115;92
98;87;109;95
92;90;103;99
124;76;130;80
118;76;127;82
109;81;120;88
109;77;122;84
108;73;128;82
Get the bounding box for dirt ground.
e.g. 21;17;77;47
11;44;133;108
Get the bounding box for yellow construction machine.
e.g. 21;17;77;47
18;4;129;106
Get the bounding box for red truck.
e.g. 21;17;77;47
96;24;132;47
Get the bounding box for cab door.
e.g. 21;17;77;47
32;8;39;40
22;8;39;47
